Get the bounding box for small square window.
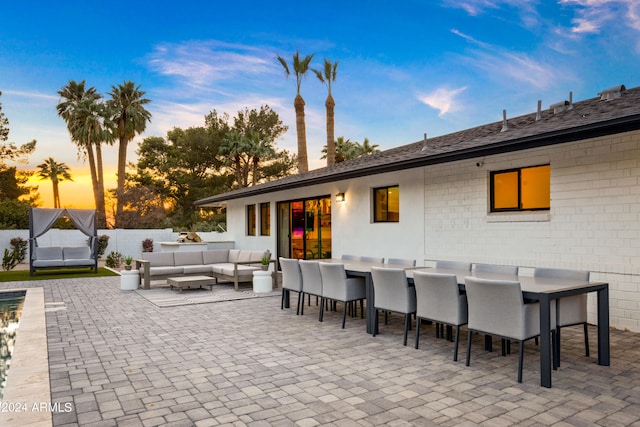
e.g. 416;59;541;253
490;165;550;212
373;185;399;222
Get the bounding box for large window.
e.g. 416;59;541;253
373;185;399;222
260;202;270;236
246;204;256;235
490;165;550;212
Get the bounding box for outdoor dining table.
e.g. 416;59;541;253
406;268;610;388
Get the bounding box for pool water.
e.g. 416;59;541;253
0;294;24;399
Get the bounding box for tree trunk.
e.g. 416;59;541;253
294;95;308;173
52;180;60;209
94;142;107;228
115;136;128;227
85;144;104;227
325;94;335;167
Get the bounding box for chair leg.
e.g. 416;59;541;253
583;323;590;357
318;297;324;322
501;339;506;357
435;323;440;338
453;325;460;362
373;309;379;336
466;331;473;366
384;311;389;325
300;293;305;315
342;302;348;329
518;341;524;383
296;292;302;316
415;318;421;349
281;291;285;310
403;314;410;346
360;300;364;319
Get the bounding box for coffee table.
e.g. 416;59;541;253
167;276;216;293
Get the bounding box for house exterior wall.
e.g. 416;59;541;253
423;129;640;331
224;168;426;263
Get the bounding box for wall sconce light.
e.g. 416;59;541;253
335;192;346;202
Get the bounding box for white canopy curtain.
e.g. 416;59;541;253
28;208;98;272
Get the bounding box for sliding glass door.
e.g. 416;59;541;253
277;196;331;260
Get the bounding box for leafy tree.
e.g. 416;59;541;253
0;199;31;229
313;58;338;166
57;80;112;226
37;157;73;208
107;81;151;227
277;51;314;173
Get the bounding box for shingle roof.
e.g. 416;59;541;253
196;85;640;206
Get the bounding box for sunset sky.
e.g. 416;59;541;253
2;0;639;209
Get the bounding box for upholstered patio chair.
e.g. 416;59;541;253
361;256;384;264
370;267;417;345
413;271;467;361
318;262;366;328
387;258;416;267
279;257;303;315
464;276;556;383
473;263;519;276
534;267;591;362
299;260;323;321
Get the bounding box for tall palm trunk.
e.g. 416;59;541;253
325;94;336;166
115;134;128;226
52;178;60;208
294;95;308;173
95;142;107;227
85;144;104;226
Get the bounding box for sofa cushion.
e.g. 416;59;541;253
34;247;63;261
33;259;65;268
228;249;241;263
237;250;253;262
64;258;94;267
211;263;234;275
182;264;214;275
249;251;265;262
63;246;92;260
145;266;183;277
202;250;229;264
174;251;204;266
141;252;175;267
220;265;259;278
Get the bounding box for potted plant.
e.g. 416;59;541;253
260;256;270;271
124;256;134;271
142;238;153;252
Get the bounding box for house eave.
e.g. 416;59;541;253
195;113;640;206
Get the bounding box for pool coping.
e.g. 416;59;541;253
0;287;52;427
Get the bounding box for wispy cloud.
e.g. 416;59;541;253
2;89;58;101
560;0;640;33
417;86;468;117
147;40;278;90
450;29;491;48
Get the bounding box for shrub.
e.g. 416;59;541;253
105;251;124;269
96;235;110;258
2;237;28;271
142;238;153;252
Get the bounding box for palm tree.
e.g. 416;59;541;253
57;80;112;226
277;51;314;173
107;81;151;227
37;157;72;208
313;59;338;167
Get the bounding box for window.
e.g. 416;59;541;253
246;204;256;235
490;165;550;212
260;202;270;236
373;185;399;222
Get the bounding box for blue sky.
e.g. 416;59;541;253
1;0;639;207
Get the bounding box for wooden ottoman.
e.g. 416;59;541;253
167;276;216;293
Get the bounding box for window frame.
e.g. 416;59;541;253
489;164;550;212
260;202;270;236
246;204;256;236
373;185;400;223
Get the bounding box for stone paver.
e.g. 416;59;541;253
2;276;640;426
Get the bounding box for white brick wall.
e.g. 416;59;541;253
423;129;640;331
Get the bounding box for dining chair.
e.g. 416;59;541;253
341;254;360;261
413;271;468;361
370;267;417;345
318;262;366;328
361;256;384;264
299;260;323;321
279;257;303;315
464;276;556;383
473;263;519;276
534;267;590;362
387;258;416;267
435;261;472;271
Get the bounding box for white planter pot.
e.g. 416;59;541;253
252;270;272;293
120;270;140;291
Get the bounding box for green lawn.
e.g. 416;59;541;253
0;267;120;282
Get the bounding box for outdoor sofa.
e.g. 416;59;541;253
30;246;97;275
135;249;270;290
